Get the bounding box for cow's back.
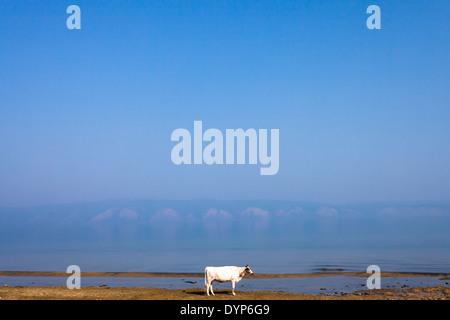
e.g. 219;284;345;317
205;266;240;282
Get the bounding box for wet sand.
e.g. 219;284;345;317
0;271;448;300
0;285;449;300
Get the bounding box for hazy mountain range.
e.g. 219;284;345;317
1;200;449;249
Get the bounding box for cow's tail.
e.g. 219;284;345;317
204;267;208;291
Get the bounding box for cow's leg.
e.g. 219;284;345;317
231;280;236;296
205;282;210;296
210;280;215;295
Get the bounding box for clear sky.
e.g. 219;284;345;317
0;0;449;206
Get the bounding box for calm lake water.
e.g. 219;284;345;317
0;246;449;274
1;245;448;294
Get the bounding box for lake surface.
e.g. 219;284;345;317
0;246;449;274
1;244;449;294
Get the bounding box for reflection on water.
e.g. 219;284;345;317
1;247;449;274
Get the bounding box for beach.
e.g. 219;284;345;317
0;271;448;300
1;284;448;300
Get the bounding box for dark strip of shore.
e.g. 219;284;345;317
1;270;449;280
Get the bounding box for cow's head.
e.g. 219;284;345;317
244;264;254;275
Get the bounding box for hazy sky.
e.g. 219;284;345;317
0;0;449;206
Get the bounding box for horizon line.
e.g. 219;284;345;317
1;198;450;210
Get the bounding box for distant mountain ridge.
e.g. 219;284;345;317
1;199;449;248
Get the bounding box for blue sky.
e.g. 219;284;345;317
0;0;449;206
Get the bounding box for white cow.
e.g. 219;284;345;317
204;265;254;296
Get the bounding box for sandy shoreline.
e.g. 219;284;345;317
0;285;448;300
0;270;449;300
1;270;449;280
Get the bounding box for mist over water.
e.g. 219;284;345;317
1;200;449;273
